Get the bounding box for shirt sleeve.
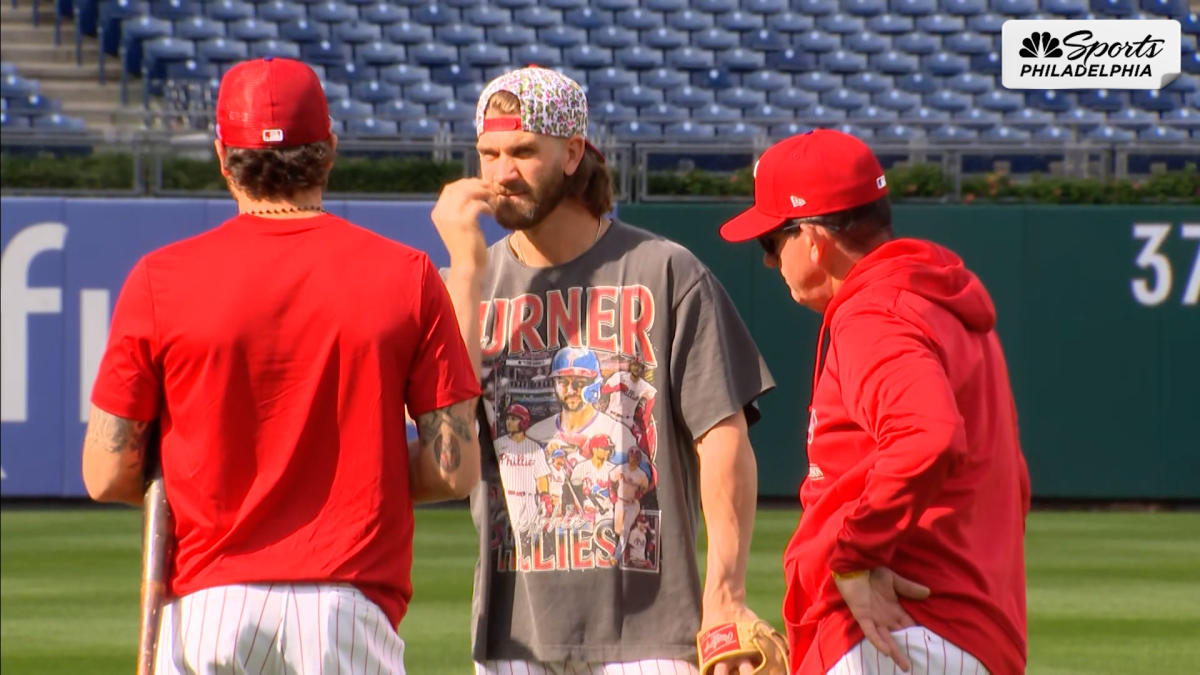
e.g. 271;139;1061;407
90;257;163;421
827;306;968;573
669;270;775;442
405;256;482;418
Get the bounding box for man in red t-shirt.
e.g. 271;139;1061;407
719;130;1030;675
82;58;481;674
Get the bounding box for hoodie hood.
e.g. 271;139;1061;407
826;238;997;333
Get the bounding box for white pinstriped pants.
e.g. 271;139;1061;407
827;626;990;675
154;583;406;675
475;659;699;675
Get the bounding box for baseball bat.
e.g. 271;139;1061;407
137;424;172;675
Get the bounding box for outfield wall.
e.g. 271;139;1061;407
2;198;1196;499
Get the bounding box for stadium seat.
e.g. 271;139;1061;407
300;39;351;66
967;12;1005;32
176;16;225;40
513;6;559;28
645;27;687;50
794;0;838;14
456;80;485;104
434;22;482;46
766;48;818;72
666;84;715;108
640;102;688;123
871;51;920;74
874;89;921;111
280;19;326;44
345;117;398;135
399;118;440;139
374;99;424;121
1;74;40;98
541;25;586;48
953;108;1003;127
743;70;790;92
229;18;278;42
593;26;638;49
929;125;977;141
119;16;172;85
693;0;737;11
350;79;399;104
895;32;939;55
924;53;970;76
359;2;404;25
1027;90;1074;112
1084;125;1136;142
196;36;247;67
406;81;453;105
1160;107;1200;127
970;52;1002;75
875;124;918;142
769;122;814;139
926;90;972;111
768;87;819;109
590;67;637;89
32;112;88;132
717;10;764;31
1078;90;1126;112
6;93;60;116
642;67;688;89
716;122;764;139
744;28;789;51
976;90;1023;112
429;99;473;122
719;49;765;72
490;25;536;47
617;46;664;70
694;103;741;123
1185;52;1200;74
595;0;638;9
1048;108;1102;129
980;125;1031;143
817;13;864;33
1090;0;1135;16
845;72;894;93
1131;90;1181;111
493;0;536;7
429;63;474;86
411;4;453;26
322;80;349;101
899;105;951;122
695;28;739;51
823;50;869;73
744;103;793;123
462;5;506;26
564;7;611;29
717;87;767;109
892;0;938;15
1139;0;1186;16
945;31;992;54
849;105;899;122
744;0;788;12
610;120;663;140
795;71;842;92
667;9;714;31
615;85;663;108
942;0;987;14
310;1;356;25
844;31;891;54
766;11;814;32
691;67;734;88
822;89;870;110
666;47;715;70
357;40;404;67
946;72;992;95
1109;108;1158;128
795;29;839;52
513;44;561;67
866;14;913;33
916;14;965;34
1043;0;1090;14
207;0;254;23
257;1;304;24
565;44;614;68
829;123;873;139
843;0;888;15
1031;125;1072;142
250;39;301;59
328;97;373;120
410;43;457;66
592;101;637;123
896;72;939;93
96;0;146;59
325;61;371;83
645;0;685;10
617;8;664;30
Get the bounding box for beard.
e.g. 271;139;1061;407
490;167;568;232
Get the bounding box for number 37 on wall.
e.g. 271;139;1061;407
1131;223;1200;307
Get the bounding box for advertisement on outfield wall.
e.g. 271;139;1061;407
0;197;506;497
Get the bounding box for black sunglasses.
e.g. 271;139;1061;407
757;223;801;256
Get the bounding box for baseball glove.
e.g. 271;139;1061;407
697;620;790;675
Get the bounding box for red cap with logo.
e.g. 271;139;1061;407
216;57;331;149
719;129;889;242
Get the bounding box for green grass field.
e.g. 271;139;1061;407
2;507;1198;674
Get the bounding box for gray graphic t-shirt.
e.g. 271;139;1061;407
469;221;774;662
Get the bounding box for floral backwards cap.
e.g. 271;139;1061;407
474;66;604;162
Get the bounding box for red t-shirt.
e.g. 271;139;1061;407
91;213;480;626
783;239;1030;675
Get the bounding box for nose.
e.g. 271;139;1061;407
493;154;520;186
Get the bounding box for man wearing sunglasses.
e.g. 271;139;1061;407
720;130;1029;675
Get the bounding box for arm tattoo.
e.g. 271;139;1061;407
417;405;475;474
86;410;150;458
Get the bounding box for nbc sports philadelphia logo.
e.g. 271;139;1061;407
1002;20;1181;90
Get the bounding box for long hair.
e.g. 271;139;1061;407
223;140;335;201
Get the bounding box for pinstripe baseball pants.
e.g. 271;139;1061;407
153;583;406;674
475;659;699;675
827;626;990;675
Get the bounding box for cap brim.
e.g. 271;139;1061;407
719;206;788;242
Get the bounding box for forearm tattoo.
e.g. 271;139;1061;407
417;405;474;473
86;409;150;458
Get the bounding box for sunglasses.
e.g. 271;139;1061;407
757;223;801;257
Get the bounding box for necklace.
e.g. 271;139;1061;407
513;216;604;265
243;204;325;216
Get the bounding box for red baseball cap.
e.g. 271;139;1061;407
719;129;889;242
216;57;331;149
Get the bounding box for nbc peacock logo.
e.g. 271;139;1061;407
1019;31;1064;58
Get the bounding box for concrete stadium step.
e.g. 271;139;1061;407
2;42;99;64
15;60;123;82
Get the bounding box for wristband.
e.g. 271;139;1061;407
831;568;868;581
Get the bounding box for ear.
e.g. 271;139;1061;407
214;139;230;177
801;223;833;264
563;136;586;176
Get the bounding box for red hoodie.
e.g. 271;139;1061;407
782;239;1030;675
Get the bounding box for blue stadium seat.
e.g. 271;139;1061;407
207;0;253;23
744;103;793;122
666;47;715;70
593;26;638;49
866;14;913;33
823;50;869;73
945;31;992;54
768;86;819;109
795;71;842;92
230;18;278;41
97;0;146;58
875;124;918;142
406;81;453;105
514;44;562;67
142;36;194;101
970;52;1002;75
953;108;1002;127
946;72;992;94
411;4;453;26
892;0;938;15
844;31;890;54
692;68;733;88
494;0;537;7
871;51;920;74
301;39;350;66
176;16;224;40
617;46;665;70
745;0;788;12
1032;125;1072;142
1160;107;1200;127
645;27;687;50
717;10;764;31
716;122;764;139
610;120;663;140
325;61;370;83
1046;108;1101;128
645;0;685;10
1;74;40;98
1027;90;1073;112
900;105;950;122
322;80;349;101
744;70;790;92
311;1;357;25
895;72;938;93
694;0;736;11
196;36;247;66
845;72;894;93
696;28;739;51
642;67;688;89
399;118;440;139
592;101;637;123
829;123;873;140
801;107;849;125
329;97;373;120
456;80;485;104
429;63;474;86
967;12;1005;32
409;43;456;66
435;23;482;46
617;8;664;30
942;0;987;14
359;2;404;25
375;99;424;121
926;90;972;111
796;29;840;52
694;103;741;123
641;102;689;123
766;48;818;72
929;125;977;141
280;19;326;44
766;11;814;32
1109;108;1158;128
615;85;663;107
849;105;900;122
817;13;864;33
1078;89;1126;111
429;99;473;122
351;79;399;104
346;117;398;135
458;43;506;67
794;0;838;14
1042;0;1089;15
462;5;507;27
1131;90;1181;111
743;28;789;51
32;112;88;132
358;40;404;67
514;6;560;28
976;90;1023;112
1139;0;1186;16
257;0;304;23
667;10;714;31
1;111;29;129
717;87;767;109
541;25;586;48
822;89;870;110
719;48;765;72
990;0;1037;13
1084;125;1135;142
980;125;1031;143
384;20;433;45
874;89;921;111
595;0;638;9
666;85;715;108
119;16;171;81
1185;51;1200;74
1089;0;1135;16
490;25;536;46
894;32;939;55
565;7;611;29
843;0;888;15
769;122;814;139
916;14;965;34
924;53;970;76
590;67;637;89
250;39;301;59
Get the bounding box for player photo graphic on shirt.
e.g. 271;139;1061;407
480;286;662;574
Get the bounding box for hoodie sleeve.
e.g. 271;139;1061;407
827;305;968;573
